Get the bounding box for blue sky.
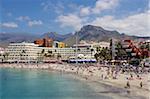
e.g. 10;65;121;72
0;0;149;36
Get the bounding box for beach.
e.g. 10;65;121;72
0;63;150;99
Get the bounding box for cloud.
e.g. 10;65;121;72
28;20;43;27
55;0;149;36
41;1;64;14
16;16;30;21
56;0;120;31
80;7;90;16
92;0;119;14
56;14;83;30
90;10;149;36
15;16;43;27
56;0;119;30
57;10;149;36
1;22;18;28
79;0;119;16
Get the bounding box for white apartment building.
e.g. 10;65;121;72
92;42;110;48
6;42;39;62
0;47;5;62
5;42;96;62
37;47;95;59
73;41;110;49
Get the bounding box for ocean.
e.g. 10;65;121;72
0;68;112;99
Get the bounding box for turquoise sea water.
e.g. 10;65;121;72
0;68;112;99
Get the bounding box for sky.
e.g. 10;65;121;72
0;0;149;36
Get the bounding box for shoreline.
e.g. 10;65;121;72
0;63;149;99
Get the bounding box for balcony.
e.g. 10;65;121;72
122;44;129;48
131;53;136;56
126;49;132;52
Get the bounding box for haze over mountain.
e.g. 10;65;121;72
0;25;149;47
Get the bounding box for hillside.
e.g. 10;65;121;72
63;25;150;46
41;32;73;41
0;25;150;47
0;33;38;48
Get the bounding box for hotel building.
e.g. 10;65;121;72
5;42;96;62
6;42;39;62
0;47;5;62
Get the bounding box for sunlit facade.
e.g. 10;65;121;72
5;42;96;62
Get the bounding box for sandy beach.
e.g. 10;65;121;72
0;63;150;99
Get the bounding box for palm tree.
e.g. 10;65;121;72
96;47;101;52
2;52;9;63
47;50;53;58
57;53;61;60
41;49;45;62
43;50;53;62
146;43;150;51
74;49;76;55
19;50;26;63
116;42;127;60
22;50;26;62
77;48;80;52
48;50;52;55
41;49;45;54
90;48;94;58
37;49;45;63
77;48;80;57
87;47;90;54
37;52;40;65
94;53;99;62
54;49;57;59
0;53;1;62
2;54;5;63
19;53;22;63
94;47;112;63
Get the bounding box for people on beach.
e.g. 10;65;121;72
101;74;104;80
125;81;130;88
140;81;143;88
0;62;149;94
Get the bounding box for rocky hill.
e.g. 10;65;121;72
0;25;150;47
41;32;73;41
63;25;150;46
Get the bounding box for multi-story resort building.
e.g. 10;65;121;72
121;40;150;59
0;47;5;62
5;42;39;62
1;37;149;65
4;42;96;62
0;36;111;63
109;39;150;63
74;40;110;49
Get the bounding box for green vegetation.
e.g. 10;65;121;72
115;42;127;60
94;47;111;62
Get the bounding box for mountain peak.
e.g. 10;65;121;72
44;32;60;37
41;32;73;41
81;25;104;31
